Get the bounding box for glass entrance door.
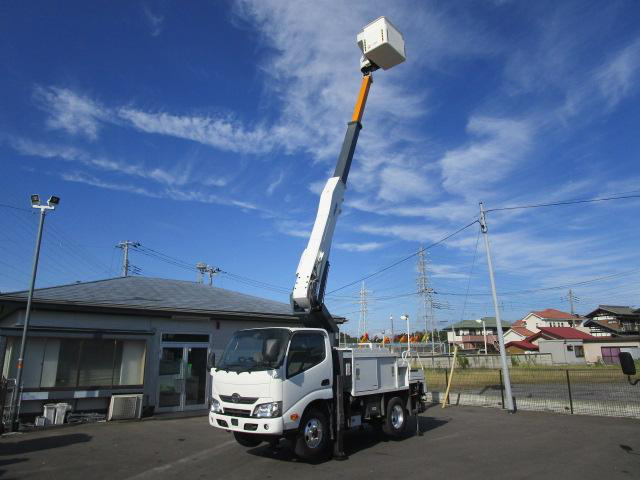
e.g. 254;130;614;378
158;347;184;409
157;344;209;411
185;347;208;407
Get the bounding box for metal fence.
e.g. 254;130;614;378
421;366;640;419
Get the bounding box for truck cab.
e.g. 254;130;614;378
209;328;333;443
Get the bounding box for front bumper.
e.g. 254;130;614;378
209;411;285;435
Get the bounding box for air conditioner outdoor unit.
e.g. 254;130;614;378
108;394;143;421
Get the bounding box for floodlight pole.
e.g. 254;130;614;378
8;203;52;430
479;202;515;412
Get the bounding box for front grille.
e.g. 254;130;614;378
220;395;258;405
221;408;252;418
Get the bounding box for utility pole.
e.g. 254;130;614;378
9;194;59;431
479;202;515;412
206;265;221;286
117;241;140;277
357;282;369;340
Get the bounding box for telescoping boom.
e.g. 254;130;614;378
291;17;406;339
208;18;425;463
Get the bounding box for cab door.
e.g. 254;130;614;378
281;331;332;427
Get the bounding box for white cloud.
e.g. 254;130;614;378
335;241;386;252
377;165;435;203
117;108;274;154
267;170;285;195
9;137;190;187
594;38;640;109
440;116;533;197
142;4;164;37
34;86;109;140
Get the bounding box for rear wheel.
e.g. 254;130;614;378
233;432;263;447
383;397;407;438
294;408;330;461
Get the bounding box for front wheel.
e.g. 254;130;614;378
383;397;407;438
294;408;330;461
233;431;263;447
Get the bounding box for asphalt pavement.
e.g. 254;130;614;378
1;405;639;479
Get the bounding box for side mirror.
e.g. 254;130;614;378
207;352;216;370
263;339;280;363
620;352;636;376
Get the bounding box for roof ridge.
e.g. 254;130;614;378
1;276;122;296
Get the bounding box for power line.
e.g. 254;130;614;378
486;193;640;213
327;219;479;295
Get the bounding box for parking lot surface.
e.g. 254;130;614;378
1;405;639;479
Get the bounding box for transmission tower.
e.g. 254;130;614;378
196;263;207;283
357;281;370;340
417;246;436;353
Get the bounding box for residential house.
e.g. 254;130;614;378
444;317;506;352
0;277;344;418
514;308;583;334
503;325;536;344
582;336;640;364
584;305;640;336
505;340;538;354
526;327;596;364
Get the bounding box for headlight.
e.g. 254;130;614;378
252;401;282;418
210;398;223;414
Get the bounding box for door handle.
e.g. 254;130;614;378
321;379;330;386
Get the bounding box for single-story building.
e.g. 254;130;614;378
525;327;596;364
582;336;640;364
505;340;538;354
1;276;340;418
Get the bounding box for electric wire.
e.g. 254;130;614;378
327;219;479;295
486;193;640;213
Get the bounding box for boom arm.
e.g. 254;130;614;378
291;74;373;334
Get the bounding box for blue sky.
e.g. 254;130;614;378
2;1;640;336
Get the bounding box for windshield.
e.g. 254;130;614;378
217;328;290;372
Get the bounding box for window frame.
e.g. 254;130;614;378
285;331;327;379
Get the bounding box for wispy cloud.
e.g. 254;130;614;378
335;241;386;252
440;116;533;198
142;4;164;37
117;108;274;154
34;86;109;140
266;170;285;195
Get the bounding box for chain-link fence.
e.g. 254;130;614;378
419;365;640;419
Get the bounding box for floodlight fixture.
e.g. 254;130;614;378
30;194;40;207
47;196;60;207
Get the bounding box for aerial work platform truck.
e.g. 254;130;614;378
208;17;427;461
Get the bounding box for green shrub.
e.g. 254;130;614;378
457;355;470;369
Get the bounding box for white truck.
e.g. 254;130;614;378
208;17;427;461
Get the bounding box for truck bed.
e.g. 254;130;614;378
338;347;425;397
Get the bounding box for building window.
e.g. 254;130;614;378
601;347;621;364
574;346;584;358
3;337;146;389
567;345;574;351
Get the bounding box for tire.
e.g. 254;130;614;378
294;408;330;461
233;431;263;448
382;397;407;438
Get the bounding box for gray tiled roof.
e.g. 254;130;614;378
591;305;638;316
0;277;295;318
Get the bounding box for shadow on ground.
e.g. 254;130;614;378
246;416;447;464
0;433;91;456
